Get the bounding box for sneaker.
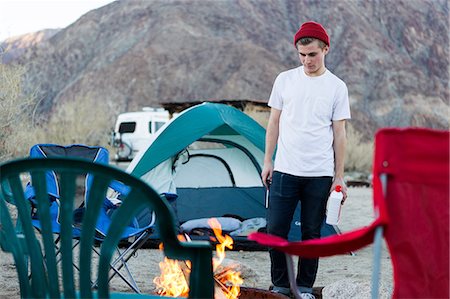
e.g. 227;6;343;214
269;285;291;296
300;293;315;299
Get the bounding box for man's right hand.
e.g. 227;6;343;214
261;162;274;189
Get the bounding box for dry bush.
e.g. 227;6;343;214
0;61;37;161
243;104;269;128
30;96;114;149
345;123;373;173
0;57;114;161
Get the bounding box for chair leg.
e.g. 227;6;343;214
54;240;82;272
371;173;387;299
112;246;140;292
285;253;302;299
29;238;85;283
91;245;141;293
91;229;151;293
371;226;384;299
107;230;151;290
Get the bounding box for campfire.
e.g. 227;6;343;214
153;218;243;298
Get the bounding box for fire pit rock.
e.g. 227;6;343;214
239;287;289;299
239;287;323;299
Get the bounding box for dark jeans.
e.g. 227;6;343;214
267;171;332;290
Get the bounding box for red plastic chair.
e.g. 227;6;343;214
249;128;449;299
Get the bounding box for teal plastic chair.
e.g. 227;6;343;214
0;157;214;298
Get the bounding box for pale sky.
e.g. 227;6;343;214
0;0;115;41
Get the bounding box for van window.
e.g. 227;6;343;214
118;122;136;133
148;121;166;134
155;121;166;132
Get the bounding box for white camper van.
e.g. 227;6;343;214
111;107;170;161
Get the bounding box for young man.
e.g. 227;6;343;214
261;21;351;299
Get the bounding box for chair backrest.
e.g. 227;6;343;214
28;144;109;203
21;144;111;236
373;128;449;298
0;157;214;298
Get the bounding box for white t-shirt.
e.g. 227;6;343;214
268;66;351;177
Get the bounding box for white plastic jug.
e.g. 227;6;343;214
326;185;343;225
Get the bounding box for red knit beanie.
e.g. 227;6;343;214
293;21;330;47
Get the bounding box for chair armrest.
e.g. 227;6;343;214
248;219;386;258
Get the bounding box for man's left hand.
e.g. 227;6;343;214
330;177;347;203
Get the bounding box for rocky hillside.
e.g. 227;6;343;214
9;0;450;138
1;29;59;63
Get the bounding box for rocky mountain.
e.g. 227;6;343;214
1;29;59;63
9;0;450;138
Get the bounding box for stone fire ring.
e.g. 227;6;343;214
239;286;323;299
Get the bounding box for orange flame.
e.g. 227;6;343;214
153;242;191;297
208;218;243;298
153;257;190;297
208;218;234;271
154;219;243;299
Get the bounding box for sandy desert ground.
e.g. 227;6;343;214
0;187;393;298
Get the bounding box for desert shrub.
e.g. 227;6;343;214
31;96;114;148
0;61;37;161
243;104;269;128
0;55;114;161
345;123;373;173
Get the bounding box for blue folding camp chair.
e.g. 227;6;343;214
22;144;155;293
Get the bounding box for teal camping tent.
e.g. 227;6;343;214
127;102;339;248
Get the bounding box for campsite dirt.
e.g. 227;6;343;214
0;187;393;298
